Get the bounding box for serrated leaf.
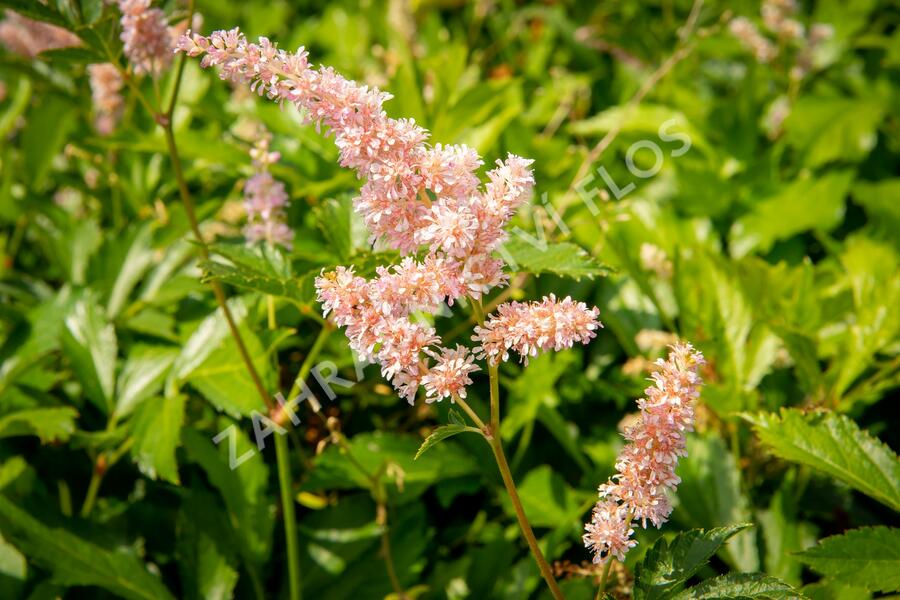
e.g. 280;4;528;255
0;496;175;600
634;524;753;600
415;424;481;460
131;395;186;484
674;573;804;599
797;527;900;593
200;260;308;300
501;237;611;280
743;409;900;512
61;296;117;414
0;407;78;443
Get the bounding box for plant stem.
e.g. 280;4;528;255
79;459;105;518
453;395;487;431
486;363;564;599
379;515;406;599
267;295;277;330
597;558;614;599
275;433;302;600
160;27;304;599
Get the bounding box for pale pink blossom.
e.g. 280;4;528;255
118;0;172;75
241;131;293;248
583;500;637;564
183;29;602;405
584;342;705;564
422;345;480;402
473;295;602;365
88;63;124;135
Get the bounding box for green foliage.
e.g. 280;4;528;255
1;0;898;597
744;409;900;512
672;573;803;599
633;524;753;599
0;496;175;600
797;527;900;593
414;423;482;460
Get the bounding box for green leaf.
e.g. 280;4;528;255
743;409;900;512
176;490;239;600
0;407;78;443
853;179;900;228
106;224;155;318
0;0;70;27
675;434;759;572
797;527;900;593
510;465;592;530
303;432;478;504
61;296;117;414
186;325;270;418
0;532;26;580
182;426;274;565
729;171;854;258
172;298;246;383
130;395;186;484
21;95;76;187
115;345;178;419
200;259;308;301
313;196;368;261
674;573;804;599
784;96;884;168
0;495;175;600
634;524;753;600
37;46;104;63
501;237;611;281
568;103;712;155
415;424;481;460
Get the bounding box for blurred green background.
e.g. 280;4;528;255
0;0;898;598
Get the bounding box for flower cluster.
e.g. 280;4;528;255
0;10;80;58
180;28;601;404
584;342;705;564
473;295;601;365
117;0;173;75
729;1;833;77
728;17;777;63
88;64;124;135
242;130;293;248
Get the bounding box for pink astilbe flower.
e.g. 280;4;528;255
118;0;172;75
176;28;534;257
422;345;480;403
583;342;705;564
88;63;124;135
0;10;80;58
583;500;637;563
242;130;293;249
182;28;599;404
474;295;602;365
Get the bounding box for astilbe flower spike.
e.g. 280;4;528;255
88;63;124;135
118;0;173;76
473;295;602;365
584;342;705;564
242;130;293;249
179;28;600;404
